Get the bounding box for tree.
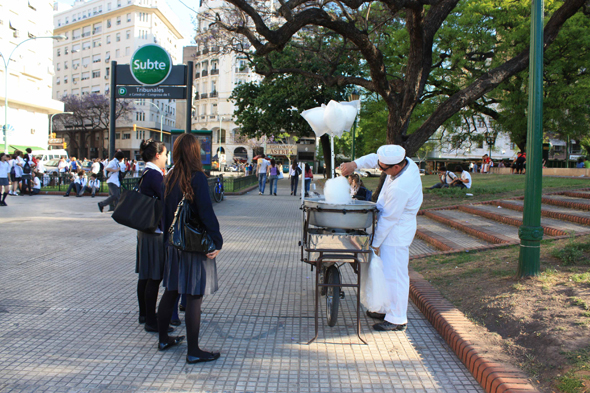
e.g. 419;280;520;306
212;0;587;157
54;94;133;158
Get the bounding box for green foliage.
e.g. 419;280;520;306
552;237;590;266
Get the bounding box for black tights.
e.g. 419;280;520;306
137;278;161;327
158;290;206;357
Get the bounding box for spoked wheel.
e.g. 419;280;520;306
213;185;223;202
325;265;341;327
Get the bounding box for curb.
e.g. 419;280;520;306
225;184;259;195
408;269;540;393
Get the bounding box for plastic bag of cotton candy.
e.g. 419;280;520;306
323;176;354;205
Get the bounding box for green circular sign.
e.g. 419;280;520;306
118;87;127;96
129;44;172;86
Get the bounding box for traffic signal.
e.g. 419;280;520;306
133;124;137;132
63;142;67;149
51;133;56;138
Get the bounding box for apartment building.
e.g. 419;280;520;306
0;0;64;152
52;0;183;159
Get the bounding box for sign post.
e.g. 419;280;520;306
109;44;192;158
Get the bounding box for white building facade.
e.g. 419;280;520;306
52;0;183;158
0;0;65;152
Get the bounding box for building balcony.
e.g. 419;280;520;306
201;93;208;99
209;91;218;98
201;70;208;77
194;72;200;79
194;92;200;100
235;67;249;74
210;69;219;75
202;48;209;55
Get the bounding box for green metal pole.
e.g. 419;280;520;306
351;117;357;161
518;0;544;277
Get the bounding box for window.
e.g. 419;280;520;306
56;63;61;71
105;83;110;93
64;76;68;84
91;85;100;93
125;47;130;56
107;19;111;28
92;54;101;63
72;59;80;69
211;103;217;115
65;17;69;24
56;77;61;85
105;51;111;61
126;30;130;39
64;61;68;70
107;2;111;11
72;74;79;82
65;47;69;55
116;49;120;58
81;72;90;81
73;28;80;39
93;39;101;48
106;35;111;44
98;5;102;13
81;87;90;95
211;80;216;92
477;119;485;128
56;48;60;57
72;44;80;53
116;33;120;42
115;133;120;139
93;23;102;34
117;0;121;7
56;91;60;98
82;57;90;66
127;13;131;22
58;19;61;27
123;133;131;140
72;88;79;96
92;70;100;78
510;143;515;150
135;112;146;121
116;16;121;25
105;67;110;76
82;26;91;37
82;41;91;50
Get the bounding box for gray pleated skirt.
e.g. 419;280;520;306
163;244;218;296
135;231;165;280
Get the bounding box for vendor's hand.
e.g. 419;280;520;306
206;250;220;259
372;246;380;257
340;162;357;177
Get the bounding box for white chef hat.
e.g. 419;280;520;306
377;145;406;165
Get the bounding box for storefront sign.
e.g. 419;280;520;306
267;144;297;156
48;138;64;144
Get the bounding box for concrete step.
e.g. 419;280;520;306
497;199;590;227
416;216;492;250
423;209;518;244
457;204;574;236
541;195;590;211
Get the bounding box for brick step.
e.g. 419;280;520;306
416;216;492;251
541;195;590;211
562;191;590;199
457;205;569;237
409;237;439;256
423;210;517;244
496;200;590;227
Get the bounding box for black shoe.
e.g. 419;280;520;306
0;202;6;206
373;321;407;332
145;324;174;333
186;352;220;364
158;336;185;351
91;194;95;198
98;203;104;213
63;194;69;197
107;209;115;212
274;193;277;196
138;316;146;324
366;311;386;320
170;319;181;326
179;304;186;312
76;195;82;197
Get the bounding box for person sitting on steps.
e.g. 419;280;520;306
63;171;86;197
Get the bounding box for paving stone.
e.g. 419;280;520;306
0;181;482;393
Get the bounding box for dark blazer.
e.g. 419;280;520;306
353;186;368;201
163;171;223;250
138;168;164;231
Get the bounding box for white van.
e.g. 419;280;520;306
32;149;69;164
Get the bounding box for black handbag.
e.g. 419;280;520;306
112;170;163;232
169;197;216;254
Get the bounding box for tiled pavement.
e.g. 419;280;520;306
0;180;483;393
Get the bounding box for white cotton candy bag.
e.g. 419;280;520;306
323;176;353;205
360;251;391;314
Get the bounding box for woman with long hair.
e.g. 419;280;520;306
304;163;313;197
136;139;171;332
268;158;279;196
158;133;223;364
289;160;301;196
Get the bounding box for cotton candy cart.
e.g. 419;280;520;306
299;197;377;344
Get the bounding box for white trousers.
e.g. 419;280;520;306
381;244;410;325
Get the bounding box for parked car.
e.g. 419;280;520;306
43;159;61;174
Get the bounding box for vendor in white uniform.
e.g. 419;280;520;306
340;145;423;331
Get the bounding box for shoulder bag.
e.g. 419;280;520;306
111;170;163;232
169;197;216;254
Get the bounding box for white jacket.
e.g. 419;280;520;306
354;154;423;247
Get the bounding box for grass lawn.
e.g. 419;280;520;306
412;235;590;393
359;174;590;209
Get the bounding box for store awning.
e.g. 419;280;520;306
0;144;45;154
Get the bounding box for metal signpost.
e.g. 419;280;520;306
109;44;193;157
518;0;544;277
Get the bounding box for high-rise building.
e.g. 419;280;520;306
52;0;183;159
0;0;64;152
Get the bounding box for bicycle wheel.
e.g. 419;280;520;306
325;265;341;327
213;184;223;202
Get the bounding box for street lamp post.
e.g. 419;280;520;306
1;35;66;154
135;100;163;141
485;131;497;161
50;112;74;137
348;90;360;160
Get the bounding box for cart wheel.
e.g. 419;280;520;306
326;265;341;327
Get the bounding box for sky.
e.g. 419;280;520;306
58;0;198;47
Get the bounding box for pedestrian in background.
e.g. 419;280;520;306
268;159;279;196
98;151;125;212
304;163;313;197
0;153;10;206
159;133;223;364
257;154;270;195
10;151;23;196
289;160;301;196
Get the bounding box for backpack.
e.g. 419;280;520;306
23;157;32;175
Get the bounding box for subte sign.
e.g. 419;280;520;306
129;44;172;86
